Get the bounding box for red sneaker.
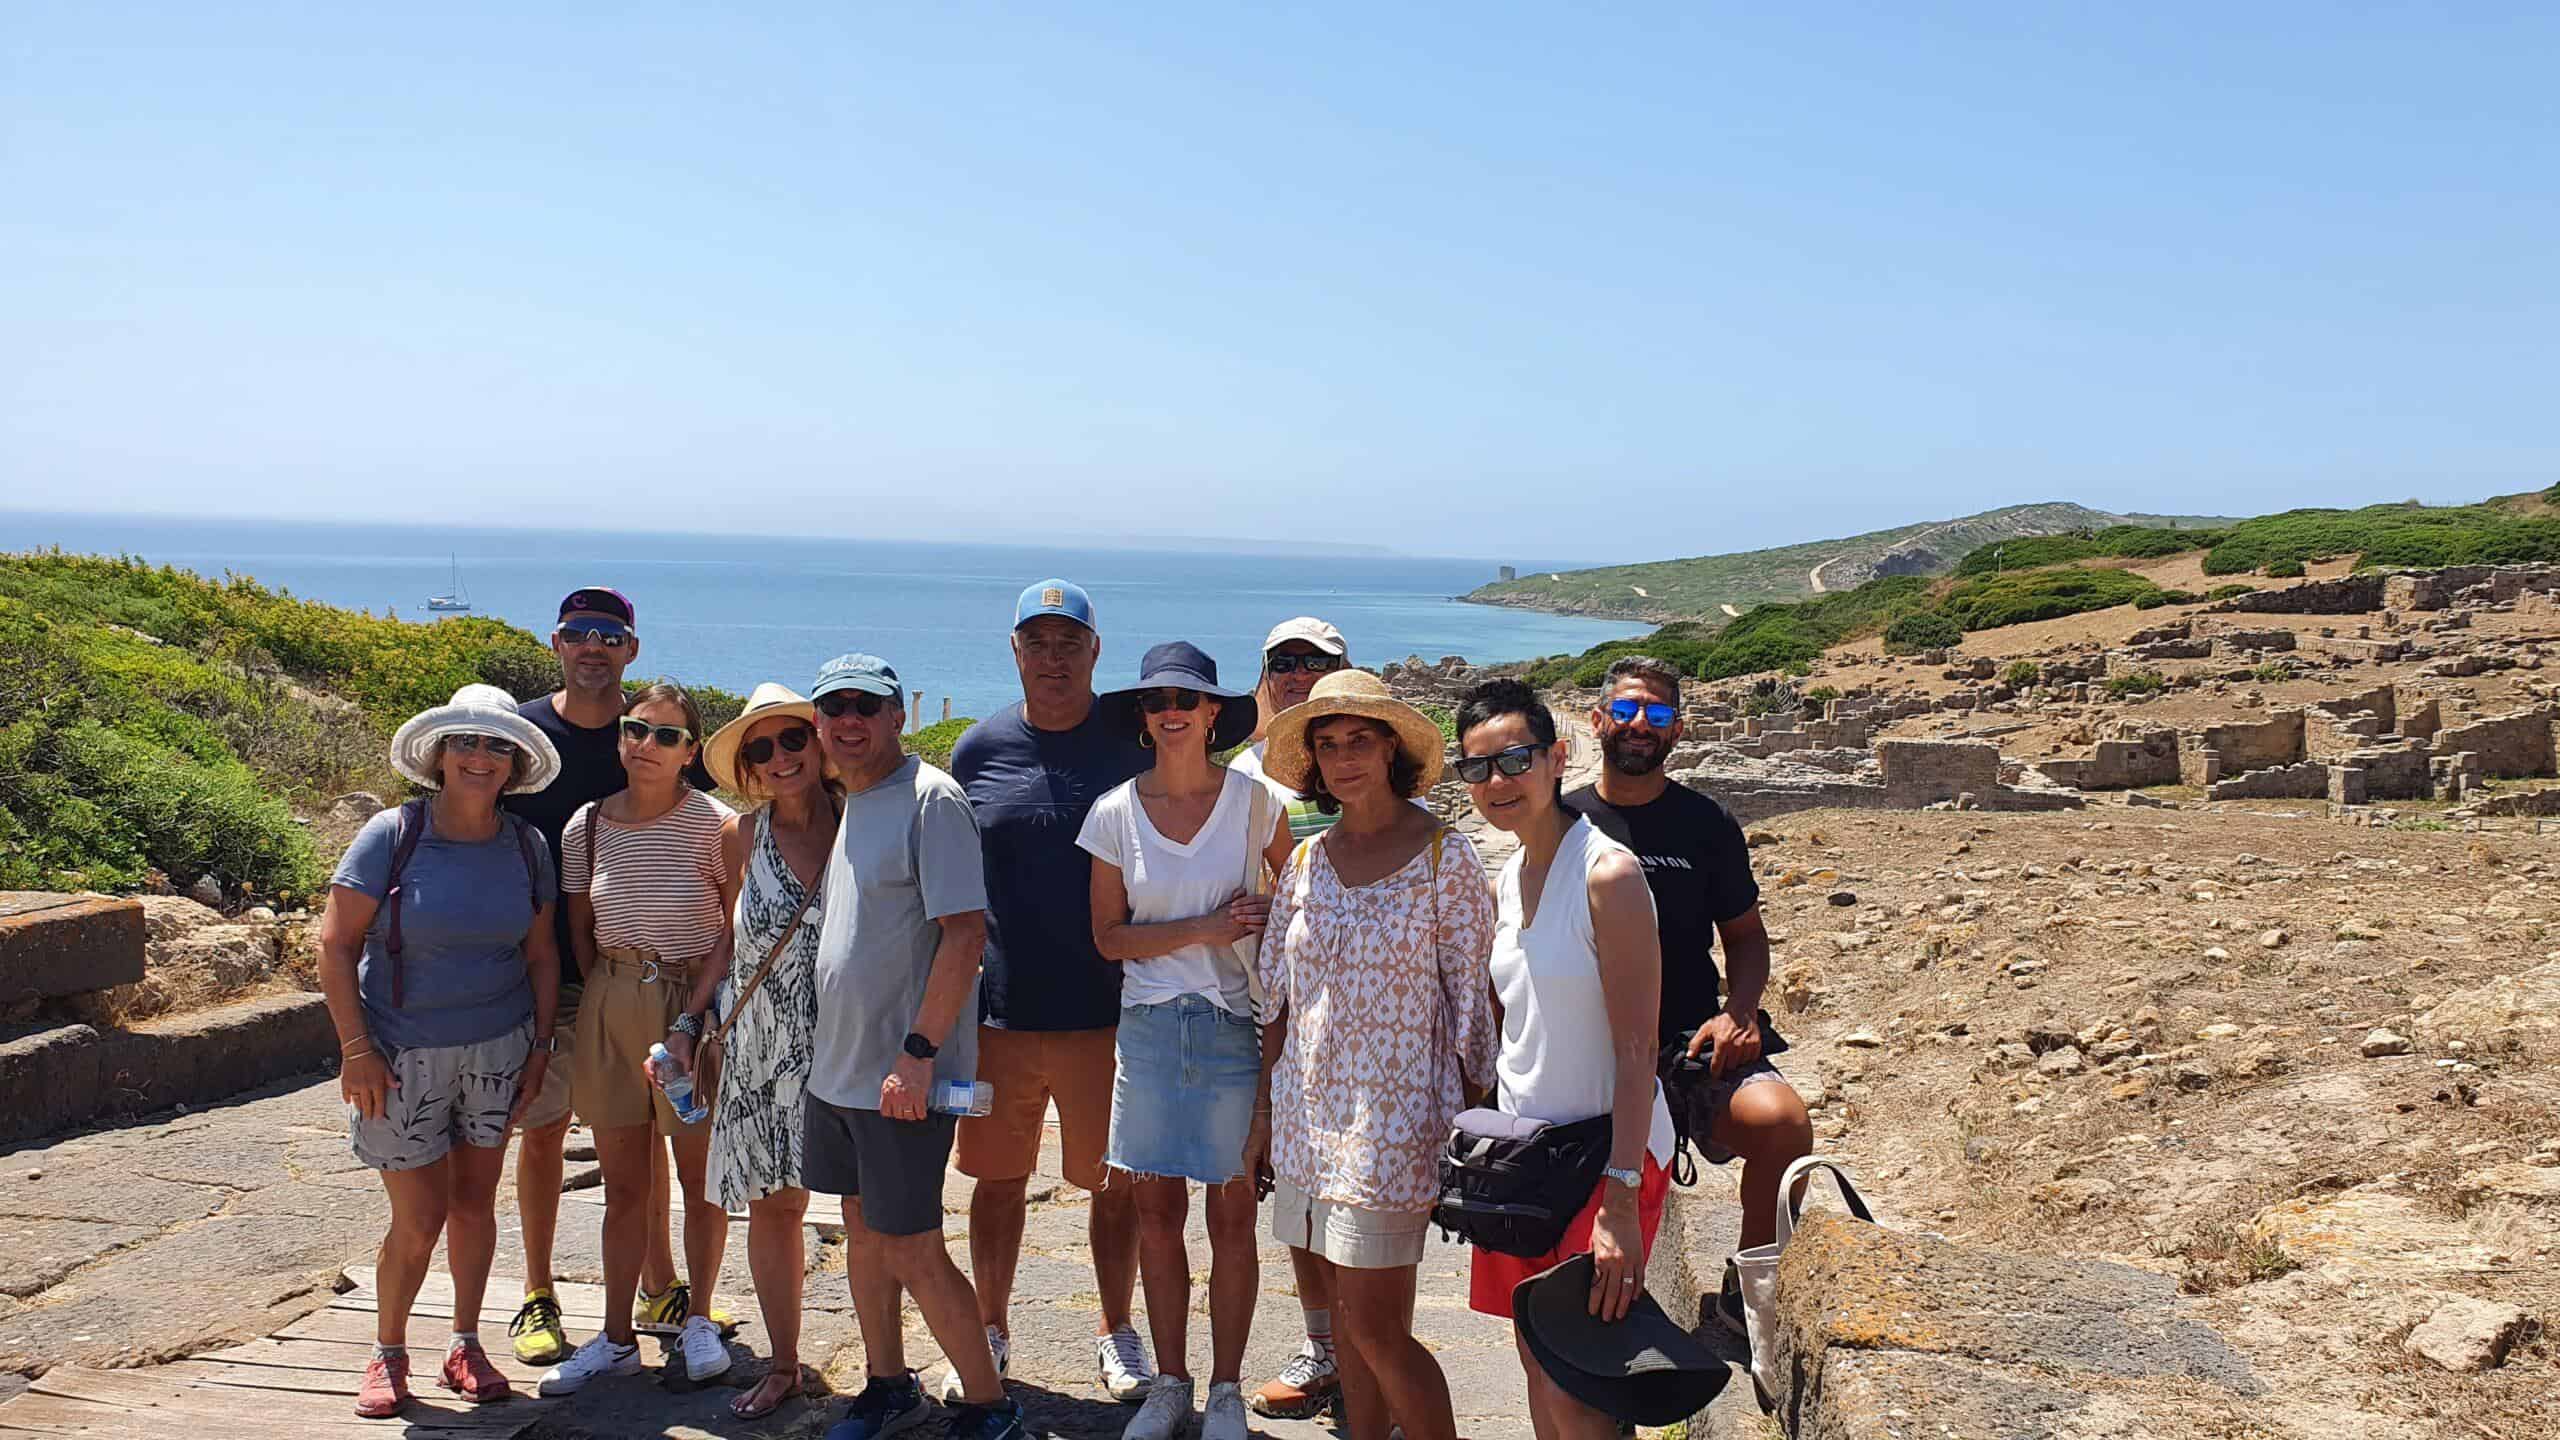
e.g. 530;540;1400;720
439;1340;513;1403
355;1352;411;1418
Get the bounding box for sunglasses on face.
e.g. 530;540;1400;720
1453;743;1543;785
1606;698;1679;728
1138;688;1204;714
619;718;694;748
445;733;520;758
556;624;630;650
740;724;814;767
816;690;891;719
1264;654;1342;676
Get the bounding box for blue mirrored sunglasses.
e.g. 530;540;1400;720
1606;698;1678;728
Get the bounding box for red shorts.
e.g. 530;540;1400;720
1467;1153;1671;1319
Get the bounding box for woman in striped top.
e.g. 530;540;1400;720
539;683;743;1396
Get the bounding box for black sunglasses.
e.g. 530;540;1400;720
618;717;694;748
1138;688;1204;714
1452;743;1543;785
445;733;520;758
556;624;630;650
816;690;891;719
1264;654;1342;676
740;724;814;767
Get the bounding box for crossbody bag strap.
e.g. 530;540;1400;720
708;800;833;1049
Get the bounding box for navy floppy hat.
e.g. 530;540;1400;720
1104;641;1258;751
1514;1254;1729;1425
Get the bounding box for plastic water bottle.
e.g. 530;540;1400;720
648;1042;710;1124
930;1079;994;1117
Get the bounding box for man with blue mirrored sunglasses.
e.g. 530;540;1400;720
1562;655;1813;1341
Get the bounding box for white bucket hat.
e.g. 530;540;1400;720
390;684;562;794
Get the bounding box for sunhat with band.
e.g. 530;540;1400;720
1259;668;1446;794
703;682;825;793
1104;640;1258;751
390;684;562;794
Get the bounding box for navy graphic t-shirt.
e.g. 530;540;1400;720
952;698;1151;1032
502;693;714;976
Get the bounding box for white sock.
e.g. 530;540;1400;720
449;1331;479;1352
373;1343;407;1361
1302;1307;1334;1362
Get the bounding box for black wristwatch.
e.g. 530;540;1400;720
902;1032;939;1061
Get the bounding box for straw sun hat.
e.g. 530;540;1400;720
1260;669;1446;794
390;684;562;794
704;682;824;793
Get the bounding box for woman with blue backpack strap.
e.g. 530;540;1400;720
319;683;565;1420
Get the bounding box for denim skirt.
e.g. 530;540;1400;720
1106;994;1261;1185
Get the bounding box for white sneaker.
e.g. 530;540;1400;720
536;1333;641;1395
1124;1373;1195;1440
939;1326;1009;1404
1202;1381;1248;1440
1097;1325;1154;1403
680;1314;731;1382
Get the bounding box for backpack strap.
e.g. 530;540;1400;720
510;814;543;912
382;798;431;1008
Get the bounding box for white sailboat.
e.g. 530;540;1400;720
426;554;472;613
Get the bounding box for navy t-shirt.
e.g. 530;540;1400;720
501;693;714;976
952;698;1151;1032
1563;780;1786;1054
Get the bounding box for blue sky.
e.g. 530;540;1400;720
5;3;2554;560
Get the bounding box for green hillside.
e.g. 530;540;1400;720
1469;501;2229;622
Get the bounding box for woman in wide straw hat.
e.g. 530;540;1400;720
1080;641;1294;1440
668;683;840;1419
1250;669;1495;1440
317;684;564;1418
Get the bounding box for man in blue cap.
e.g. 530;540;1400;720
801;652;1024;1440
947;581;1156;1404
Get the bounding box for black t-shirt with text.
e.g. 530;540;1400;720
1563;780;1786;1054
501;693;715;976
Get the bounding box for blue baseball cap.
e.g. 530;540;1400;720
810;652;901;703
558;586;635;625
1014;578;1096;633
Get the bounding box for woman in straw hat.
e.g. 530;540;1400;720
1249;669;1496;1440
666;683;841;1419
318;683;564;1418
1079;641;1294;1440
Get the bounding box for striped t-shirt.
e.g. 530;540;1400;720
562;788;736;959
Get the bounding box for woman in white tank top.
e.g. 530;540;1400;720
1452;680;1674;1440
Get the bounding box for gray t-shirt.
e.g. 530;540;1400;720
331;803;555;1053
808;755;991;1111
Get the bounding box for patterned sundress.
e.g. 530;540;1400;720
708;809;825;1210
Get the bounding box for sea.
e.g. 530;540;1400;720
1;512;1641;722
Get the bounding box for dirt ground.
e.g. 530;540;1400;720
1734;804;2556;1438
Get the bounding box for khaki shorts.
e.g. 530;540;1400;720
570;951;708;1135
515;985;579;1133
1270;1175;1432;1270
955;1024;1117;1191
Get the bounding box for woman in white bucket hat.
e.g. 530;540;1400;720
317;683;565;1418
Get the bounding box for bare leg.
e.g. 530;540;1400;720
1336;1263;1452;1440
841;1195;908;1377
1715;1081;1815;1250
514;1115;570;1292
968;1176;1028;1336
1202;1179;1259;1385
1131;1176;1193;1378
443;1140;509;1334
1516;1325;1618;1440
645;1133;679;1296
736;1188;809;1414
376;1161;453;1347
882;1227;1003;1405
1089;1179;1141;1335
589;1124;658;1344
1327;1259;1387;1440
668;1129;729;1318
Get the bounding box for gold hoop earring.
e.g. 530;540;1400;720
1138;729;1154;750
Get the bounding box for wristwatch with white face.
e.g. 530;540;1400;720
1603;1165;1643;1190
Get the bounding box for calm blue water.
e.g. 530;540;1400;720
2;512;1639;721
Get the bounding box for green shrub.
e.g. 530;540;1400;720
1883;611;1964;654
2001;660;2042;687
1417;703;1458;745
2104;670;2167;698
1936;567;2161;629
2201;503;2560;575
905;716;976;771
2135;588;2201;609
2265;558;2306;578
1803;685;1839;704
1952;526;2224;577
2206;584;2258;600
1738;677;1800;717
2251;661;2293;683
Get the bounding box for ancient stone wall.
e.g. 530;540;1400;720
2180;710;2304;784
2206;759;2331;800
2430;705;2560;778
2209;574;2385;615
1878;738;2000;805
2038;728;2178;790
2208;626;2297;652
2383;564;2560;610
2344;741;2433;800
2313;682;2399;732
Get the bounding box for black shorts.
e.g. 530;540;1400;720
803;1093;956;1238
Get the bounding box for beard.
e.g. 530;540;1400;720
1601;729;1667;776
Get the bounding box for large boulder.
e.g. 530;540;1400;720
2414;961;2560;1056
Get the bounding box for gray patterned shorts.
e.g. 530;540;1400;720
349;1020;534;1171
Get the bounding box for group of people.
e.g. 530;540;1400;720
318;577;1814;1440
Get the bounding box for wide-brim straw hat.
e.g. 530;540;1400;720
704;682;823;792
1104;640;1260;751
1260;668;1445;793
390;684;561;795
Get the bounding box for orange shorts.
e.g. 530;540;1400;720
1467;1153;1671;1319
955;1024;1118;1192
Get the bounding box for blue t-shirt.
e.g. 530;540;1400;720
952;698;1151;1032
331;804;556;1052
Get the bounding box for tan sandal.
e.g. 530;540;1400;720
730;1368;801;1420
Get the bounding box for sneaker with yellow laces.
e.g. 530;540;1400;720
509;1288;569;1366
635;1281;738;1337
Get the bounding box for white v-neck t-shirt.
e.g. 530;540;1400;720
1077;765;1261;1015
